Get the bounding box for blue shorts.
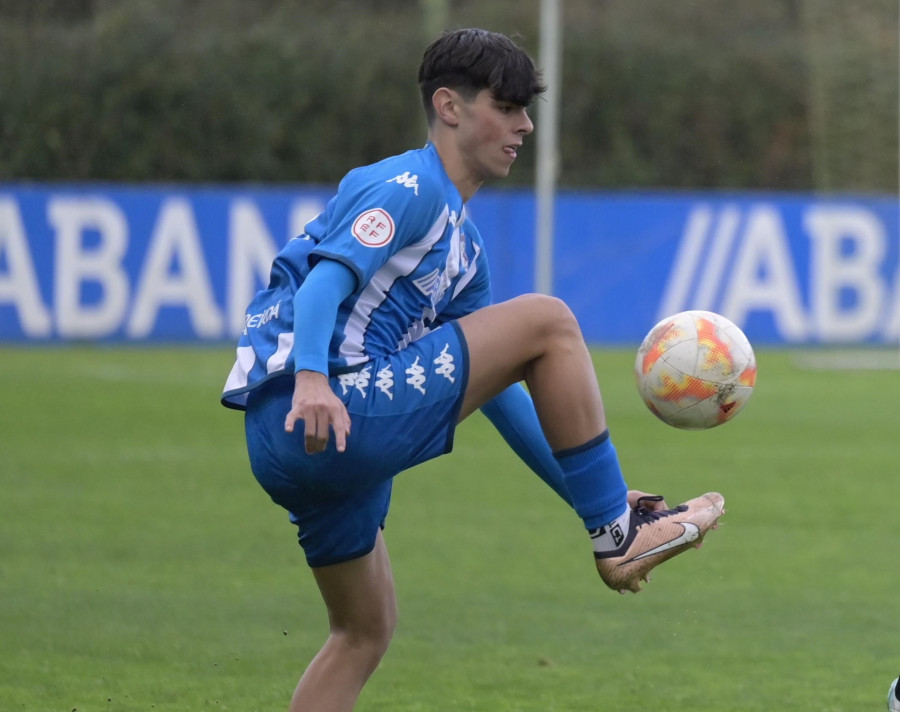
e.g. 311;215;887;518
244;322;469;567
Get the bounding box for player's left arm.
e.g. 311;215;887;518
286;258;357;453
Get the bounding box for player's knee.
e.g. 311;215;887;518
512;293;581;344
331;614;396;671
335;602;397;658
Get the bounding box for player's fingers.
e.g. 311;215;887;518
316;414;333;451
303;413;328;454
333;410;352;453
284;407;301;433
333;426;347;453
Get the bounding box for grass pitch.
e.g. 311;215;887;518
0;346;896;711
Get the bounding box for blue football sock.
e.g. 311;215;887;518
554;431;628;530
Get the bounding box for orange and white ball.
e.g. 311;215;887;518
635;310;757;430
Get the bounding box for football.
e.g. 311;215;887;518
634;310;757;430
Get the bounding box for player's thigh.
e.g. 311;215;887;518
456;293;576;418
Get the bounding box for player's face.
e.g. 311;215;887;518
455;89;534;182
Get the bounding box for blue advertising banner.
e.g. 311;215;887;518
1;183;897;345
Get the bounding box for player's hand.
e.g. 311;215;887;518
627;489;668;511
284;370;351;454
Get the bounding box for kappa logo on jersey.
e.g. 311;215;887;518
386;171;420;196
352;208;395;248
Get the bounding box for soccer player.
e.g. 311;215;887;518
222;28;724;712
889;675;900;711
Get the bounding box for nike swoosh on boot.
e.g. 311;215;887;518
621;522;701;565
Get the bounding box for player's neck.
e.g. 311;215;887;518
429;135;483;202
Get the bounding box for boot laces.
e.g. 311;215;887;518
634;495;688;524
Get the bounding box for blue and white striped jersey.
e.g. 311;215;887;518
222;142;492;410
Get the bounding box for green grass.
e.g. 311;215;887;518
1;346;897;711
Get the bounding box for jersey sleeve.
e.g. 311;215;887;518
292;259;357;375
309;164;445;293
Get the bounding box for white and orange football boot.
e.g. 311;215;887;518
592;492;725;593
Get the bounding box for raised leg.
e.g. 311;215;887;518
457;293;606;449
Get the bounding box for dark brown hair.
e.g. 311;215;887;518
418;28;546;123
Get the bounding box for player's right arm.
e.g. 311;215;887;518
284;259;357;454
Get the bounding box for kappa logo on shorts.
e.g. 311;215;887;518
376;364;394;400
402;346;455;396
338;366;372;397
434;344;455;383
352;208;395;248
405;356;427;394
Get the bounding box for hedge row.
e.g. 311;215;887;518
0;0;895;191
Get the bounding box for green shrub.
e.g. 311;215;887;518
0;0;895;191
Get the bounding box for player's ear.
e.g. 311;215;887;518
432;87;460;127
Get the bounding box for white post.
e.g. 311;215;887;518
535;0;562;295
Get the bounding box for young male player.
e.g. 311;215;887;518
222;28;724;712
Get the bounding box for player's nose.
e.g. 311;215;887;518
518;110;534;135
